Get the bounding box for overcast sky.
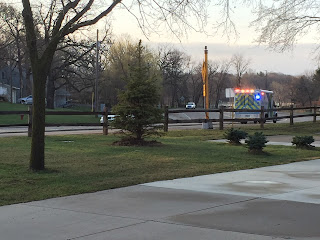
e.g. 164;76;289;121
163;42;318;76
8;0;319;75
109;3;319;76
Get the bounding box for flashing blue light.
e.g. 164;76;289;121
255;93;261;100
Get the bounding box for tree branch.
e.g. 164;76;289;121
62;0;121;35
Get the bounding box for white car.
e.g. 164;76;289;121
185;102;196;109
100;115;116;123
18;95;33;105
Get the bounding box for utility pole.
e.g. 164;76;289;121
95;29;99;113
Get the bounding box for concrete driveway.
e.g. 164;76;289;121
1;159;320;240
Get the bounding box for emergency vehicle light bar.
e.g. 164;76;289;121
234;88;254;93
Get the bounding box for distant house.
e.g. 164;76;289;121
0;65;71;107
55;87;71;108
0;67;21;103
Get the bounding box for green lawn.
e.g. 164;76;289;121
232;121;320;136
1;124;320;206
0;102;99;125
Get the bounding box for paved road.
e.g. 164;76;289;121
1;158;320;240
0;110;315;136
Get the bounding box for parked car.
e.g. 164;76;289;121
18;95;33;105
100;115;116;123
185;102;196;109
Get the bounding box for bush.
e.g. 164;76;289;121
292;136;314;149
245;132;269;153
224;128;248;144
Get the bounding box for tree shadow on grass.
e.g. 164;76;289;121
30;168;60;174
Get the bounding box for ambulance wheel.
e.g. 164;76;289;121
254;121;257;124
241;121;247;124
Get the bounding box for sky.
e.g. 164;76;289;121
7;0;318;75
108;2;319;76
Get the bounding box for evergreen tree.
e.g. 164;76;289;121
112;40;163;142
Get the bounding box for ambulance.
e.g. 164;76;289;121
233;88;277;124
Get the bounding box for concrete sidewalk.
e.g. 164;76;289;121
1;159;320;240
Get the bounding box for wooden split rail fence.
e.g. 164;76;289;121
0;107;110;137
163;105;320;132
0;105;319;136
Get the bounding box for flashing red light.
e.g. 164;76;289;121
261;92;265;96
236;88;257;94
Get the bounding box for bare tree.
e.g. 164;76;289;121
21;0;125;170
231;53;250;88
186;62;203;106
46;34;113;109
158;46;190;107
210;60;231;108
251;0;320;54
0;3;26;98
207;61;218;107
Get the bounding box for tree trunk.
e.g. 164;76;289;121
29;68;46;170
16;37;24;98
25;66;32;95
46;73;55;109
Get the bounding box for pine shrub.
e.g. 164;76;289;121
292;136;314;149
112;40;163;142
245;132;269;153
224;128;248;144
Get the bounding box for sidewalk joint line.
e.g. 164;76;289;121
165;197;261;217
66;221;148;240
22;203;147;221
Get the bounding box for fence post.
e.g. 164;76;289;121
290;105;294;125
313;105;317;123
260;106;264;129
219;106;224;130
164;106;168;132
28;106;32;137
103;107;108;135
